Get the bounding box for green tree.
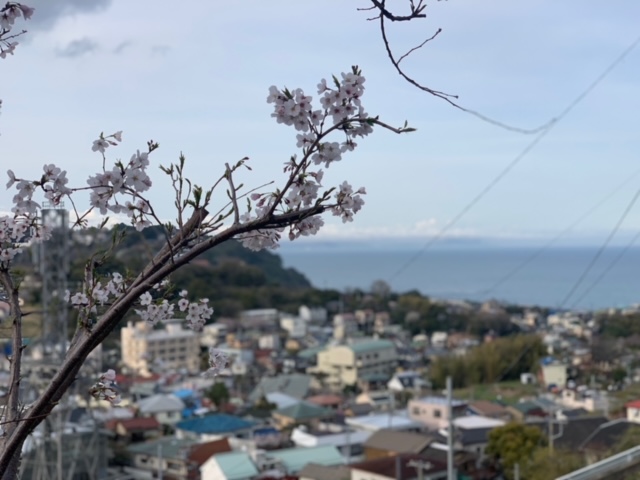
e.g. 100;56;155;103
205;382;230;408
522;448;585;480
486;423;546;479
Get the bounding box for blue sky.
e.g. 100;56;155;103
2;0;639;246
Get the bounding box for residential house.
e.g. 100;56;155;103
407;396;467;429
262;445;344;475
265;392;300;410
305;394;343;410
106;417;162;443
628;400;640;423
436;415;506;464
332;313;358;341
559;388;609;413
291;426;371;462
507;401;547;422
355;391;394;411
176;414;255;442
346;412;423;433
137;393;185;426
350;454;448;480
248;373;312;403
540;359;568;388
126;437;195;478
299;305;328;325
272;401;335;429
281;315;307;339
200;451;259;480
363;429;433;460
298;463;351;480
240;308;280;330
466;400;512;422
387;371;430;394
310;339;398;391
121;320;200;375
213;346;254;376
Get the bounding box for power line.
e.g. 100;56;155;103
570;228;640;309
389;34;640;283
558;188;640;309
479;167;640;297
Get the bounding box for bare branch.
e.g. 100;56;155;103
225;163;241;225
368;0;553;134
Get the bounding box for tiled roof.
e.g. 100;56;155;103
266;445;344;473
213;452;259;480
350;339;395;353
187;438;231;466
306;394;343;406
364;429;433;453
275;401;333;421
468;400;510;417
114;417;160;432
248;374;312;403
626;400;640;409
137;393;185;414
127;437;193;459
298;463;352;480
351;453;446;478
176;414;255;435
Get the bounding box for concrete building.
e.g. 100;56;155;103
407;396;468;430
121;320;200;376
309;339;398;390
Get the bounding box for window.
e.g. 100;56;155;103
412;407;420;415
433;409;442;418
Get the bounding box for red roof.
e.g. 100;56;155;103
112;417;161;432
626;400;640;409
188;438;232;465
306;394;343;406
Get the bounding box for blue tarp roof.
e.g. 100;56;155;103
176;414;255;435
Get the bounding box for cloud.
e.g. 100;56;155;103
21;0;112;30
55;37;99;58
113;41;132;55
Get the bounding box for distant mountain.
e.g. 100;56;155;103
68;224;311;286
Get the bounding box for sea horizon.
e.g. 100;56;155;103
279;243;640;311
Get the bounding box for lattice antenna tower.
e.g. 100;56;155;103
37;204;69;357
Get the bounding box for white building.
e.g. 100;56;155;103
280;316;307;339
121;320;200;375
299;305;327;324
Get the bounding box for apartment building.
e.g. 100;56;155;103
310;339;398;390
121;320;200;375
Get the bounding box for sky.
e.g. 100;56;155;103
2;0;640;247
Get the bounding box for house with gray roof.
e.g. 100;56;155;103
248;373;312;403
137;393;185;425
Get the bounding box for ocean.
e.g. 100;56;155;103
279;246;640;310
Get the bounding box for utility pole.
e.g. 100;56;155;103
514;463;520;480
408;459;433;480
447;376;455;480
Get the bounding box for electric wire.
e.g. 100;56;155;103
558;188;640;309
479;167;640;297
570;228;640;309
389;34;640;283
